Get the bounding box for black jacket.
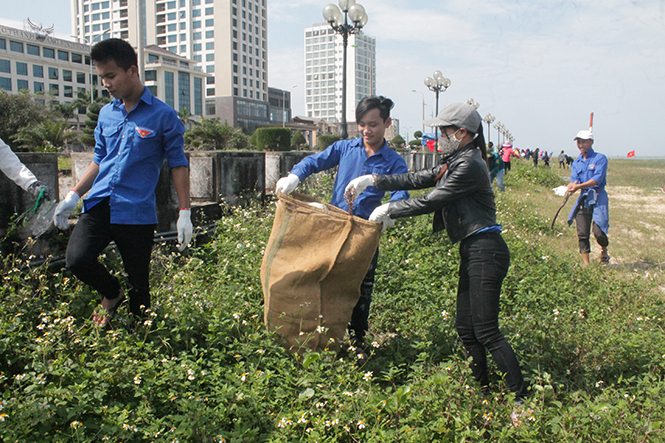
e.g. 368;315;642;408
375;144;496;244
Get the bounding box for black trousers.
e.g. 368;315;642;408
65;198;155;316
349;248;379;341
455;233;527;399
575;207;609;253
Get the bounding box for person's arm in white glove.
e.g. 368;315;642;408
369;203;394;233
172;166;192;251
344;174;375;202
53;161;99;230
275;173;300;195
53;190;81;230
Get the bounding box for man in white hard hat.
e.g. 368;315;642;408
566;130;609;265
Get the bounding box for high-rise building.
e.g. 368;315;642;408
303;23;376;126
71;0;270;132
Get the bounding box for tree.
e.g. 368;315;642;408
414;130;423;139
316;134;341;151
248;127;290;151
12;120;76;152
0;90;54;149
178;107;197;131
290;130;307;150
391;134;406;150
184;117;249;150
80;97;111;147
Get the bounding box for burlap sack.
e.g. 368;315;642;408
261;192;382;352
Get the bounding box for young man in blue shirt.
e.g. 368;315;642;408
275;96;409;352
53;39;192;326
566;130;609;265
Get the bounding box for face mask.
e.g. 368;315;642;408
438;129;462;156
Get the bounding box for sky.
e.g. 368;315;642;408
3;0;665;158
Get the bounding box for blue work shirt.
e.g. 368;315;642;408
85;87;188;225
290;138;409;219
567;148;609;233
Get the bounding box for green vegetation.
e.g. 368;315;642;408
316;134;341;151
249;127;291;152
184;118;249;151
290;131;307;150
1;160;664;441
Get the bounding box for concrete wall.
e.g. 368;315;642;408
0;153;59;238
264;151;315;191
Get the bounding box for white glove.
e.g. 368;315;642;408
369;203;393;232
177;209;193;251
53;190;80;230
275;173;300;195
552;185;568;197
344;174;375;202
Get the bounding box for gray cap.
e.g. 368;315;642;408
424;102;482;132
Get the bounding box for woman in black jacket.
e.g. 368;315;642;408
345;103;527;401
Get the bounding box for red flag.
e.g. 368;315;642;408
426;140;436;152
627;150;636;158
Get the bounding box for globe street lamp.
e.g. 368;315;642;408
424;71;451;142
323;0;368;140
466;97;479;109
82;28;111;103
411;90;425;133
494;121;503;145
483;113;495;145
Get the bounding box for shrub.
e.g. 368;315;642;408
250;127;291;151
316;134;341;151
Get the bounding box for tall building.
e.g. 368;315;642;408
71;0;270;132
303;23;376;126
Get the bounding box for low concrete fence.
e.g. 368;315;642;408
399;152;442;172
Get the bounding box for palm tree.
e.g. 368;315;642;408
12;120;76;152
184;117;248;151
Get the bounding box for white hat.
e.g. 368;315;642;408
574;130;593;140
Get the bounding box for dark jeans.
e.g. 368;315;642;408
575;207;609;253
455;232;527;399
349;248;379;343
504;161;511;174
65;198;155;316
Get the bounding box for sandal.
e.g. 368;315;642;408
600;255;611;265
93;293;126;327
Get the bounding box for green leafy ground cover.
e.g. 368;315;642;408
1;163;664;442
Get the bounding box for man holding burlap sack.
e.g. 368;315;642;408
272;96;408;354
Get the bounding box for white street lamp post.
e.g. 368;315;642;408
323;0;368;139
424;71;451;142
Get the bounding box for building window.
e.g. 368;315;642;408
48;67;59;80
206;87;214;96
193;20;201;28
63;69;72;82
43;48;55;58
194;77;202;115
34;82;44;92
147;85;157;96
72;53;83;63
0;39;5;50
77;72;86;84
178;71;190;112
17;79;29;91
0;60;10;74
25;44;39;56
50;84;59;95
205;101;215;115
164;71;174;107
33;65;44;78
10;41;24;53
206;53;214;61
145;70;157;81
64;85;73;98
205;19;214;27
206;42;214;50
0;77;10;91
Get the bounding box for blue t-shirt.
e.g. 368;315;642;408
290;138;409;219
85;87;188;224
567;148;610;233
